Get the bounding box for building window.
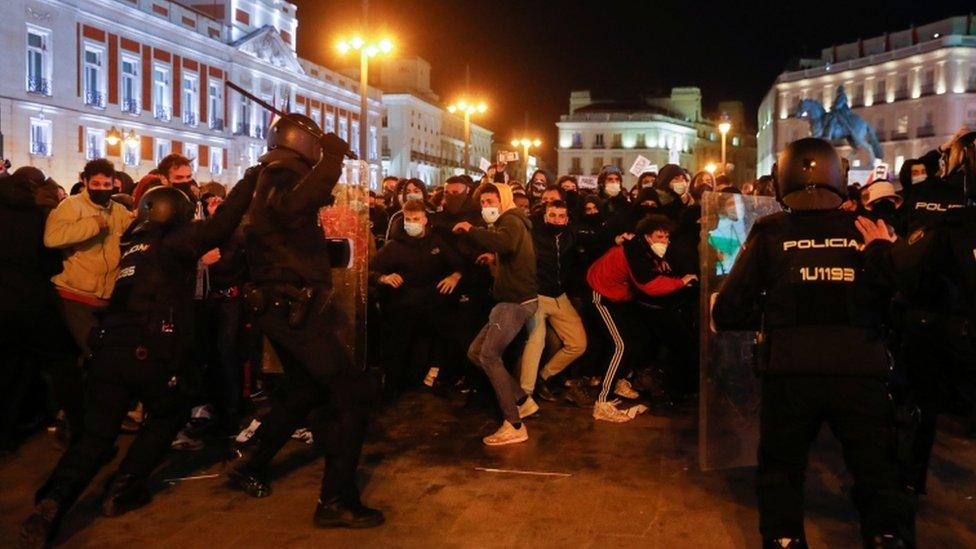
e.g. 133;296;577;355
732;136;741;147
29;118;52;156
155;138;171;165
966;105;976;126
921;69;935;95
896;75;908;100
85;128;106;160
237;98;252;136
593;133;605;148
592;157;603;174
635;133;646;148
153;64;171;120
571;132;582;148
612;156;623;170
123;137;139;167
875;80;886;103
209;146;223;175
339;116;348;139
968;66;976;92
208;80;223;130
293;103;307;115
26;27;51;96
896;114;909;136
83;46;105;108
325;112;335;133
612;133;622;148
853;84;864;107
570;157;581;174
351;121;360;155
309;108;321;128
182;74;198;126
369;125;377;160
121;56;140;114
184;143;198;172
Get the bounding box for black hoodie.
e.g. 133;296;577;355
0;173;63;311
370;224;466;309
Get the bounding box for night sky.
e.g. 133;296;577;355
291;0;973;167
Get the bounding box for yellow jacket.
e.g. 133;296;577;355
44;190;133;300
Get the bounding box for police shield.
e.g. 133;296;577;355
698;192;782;470
319;160;373;369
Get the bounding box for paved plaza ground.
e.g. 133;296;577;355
1;391;974;547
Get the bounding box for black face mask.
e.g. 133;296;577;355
582;213;602;225
544;222;567;234
88;188;113;207
871;199;898;221
443;193;468;215
173;181;196;200
638;204;659;216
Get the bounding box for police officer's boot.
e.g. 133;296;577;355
762;539;808;549
865;534;907;549
226;445;272;498
313;496;385;529
101;473;152;517
19;498;61;548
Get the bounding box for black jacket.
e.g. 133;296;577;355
429;206;492;300
0;175;62;311
370;226;466;309
713;209;895;377
243;151;343;287
532;223;579;298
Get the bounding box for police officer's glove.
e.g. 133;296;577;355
319;132;350;162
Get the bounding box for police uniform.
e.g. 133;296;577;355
227;114;383;528
21;176;257;546
713;138;915;548
893;133;976;493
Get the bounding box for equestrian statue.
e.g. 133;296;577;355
795;86;884;162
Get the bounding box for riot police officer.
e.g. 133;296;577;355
894;131;976;493
225;114;384;528
20;174;258;547
713;138;916;548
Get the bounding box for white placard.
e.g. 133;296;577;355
578;175;598;190
873;163;889;182
479;157;492;173
498;151;519;163
629;155;653;177
648;164;659;174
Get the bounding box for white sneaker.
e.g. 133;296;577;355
518;396;539;419
614;379;640;399
593;400;634;423
482;421;529;446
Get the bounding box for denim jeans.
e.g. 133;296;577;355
468;300;538;424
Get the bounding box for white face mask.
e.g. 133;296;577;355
650;242;668;258
671;182;689;196
403;221;424;237
605;183;621;197
482;206;501;224
911;174;927;185
404;192;424;203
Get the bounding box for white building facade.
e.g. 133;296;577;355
371;57;492;185
758;16;976;177
556;89;757;186
2;0;383;190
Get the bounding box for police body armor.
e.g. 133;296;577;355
750;209;890;377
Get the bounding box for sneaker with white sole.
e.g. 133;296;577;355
518;396;539;419
482;421;529;446
614;379;640;399
593;400;634;423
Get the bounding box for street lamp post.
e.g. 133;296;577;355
337;35;393;167
510;137;541;181
718;115;731;175
447;100;486;172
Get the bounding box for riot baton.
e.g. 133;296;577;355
225;80;358;160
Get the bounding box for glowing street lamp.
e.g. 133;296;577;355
447;100;487;170
105;126;122;146
510;137;542;180
704;162;717;175
336;34;395;163
718;115;732;174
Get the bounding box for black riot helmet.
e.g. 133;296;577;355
137;185;194;227
263;113;323;166
942;131;976;203
774;137;846;211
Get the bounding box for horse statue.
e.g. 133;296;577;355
795;87;884;162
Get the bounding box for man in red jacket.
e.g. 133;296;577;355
586;214;697;422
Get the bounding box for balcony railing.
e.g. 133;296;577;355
30;141;50;156
154;106;171;121
591;142;605;149
122;98;140;115
27;77;51;96
209;117;224;131
890;130;909;141
235;123;251;136
84;90;105;108
916;125;935;138
183;112;197;126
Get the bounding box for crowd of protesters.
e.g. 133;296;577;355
1;125;974;544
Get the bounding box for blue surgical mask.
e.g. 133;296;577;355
404;221;424;237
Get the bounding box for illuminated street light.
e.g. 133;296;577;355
337;34;395;164
105;126;122;146
511;137;542;181
123;129;138;146
718;115;732;174
704;163;717;175
447;99;488;170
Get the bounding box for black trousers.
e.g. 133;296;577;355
757;376;916;543
246;290;376;502
900;313;976;492
0;306;81;449
380;301;454;394
38;344;191;507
